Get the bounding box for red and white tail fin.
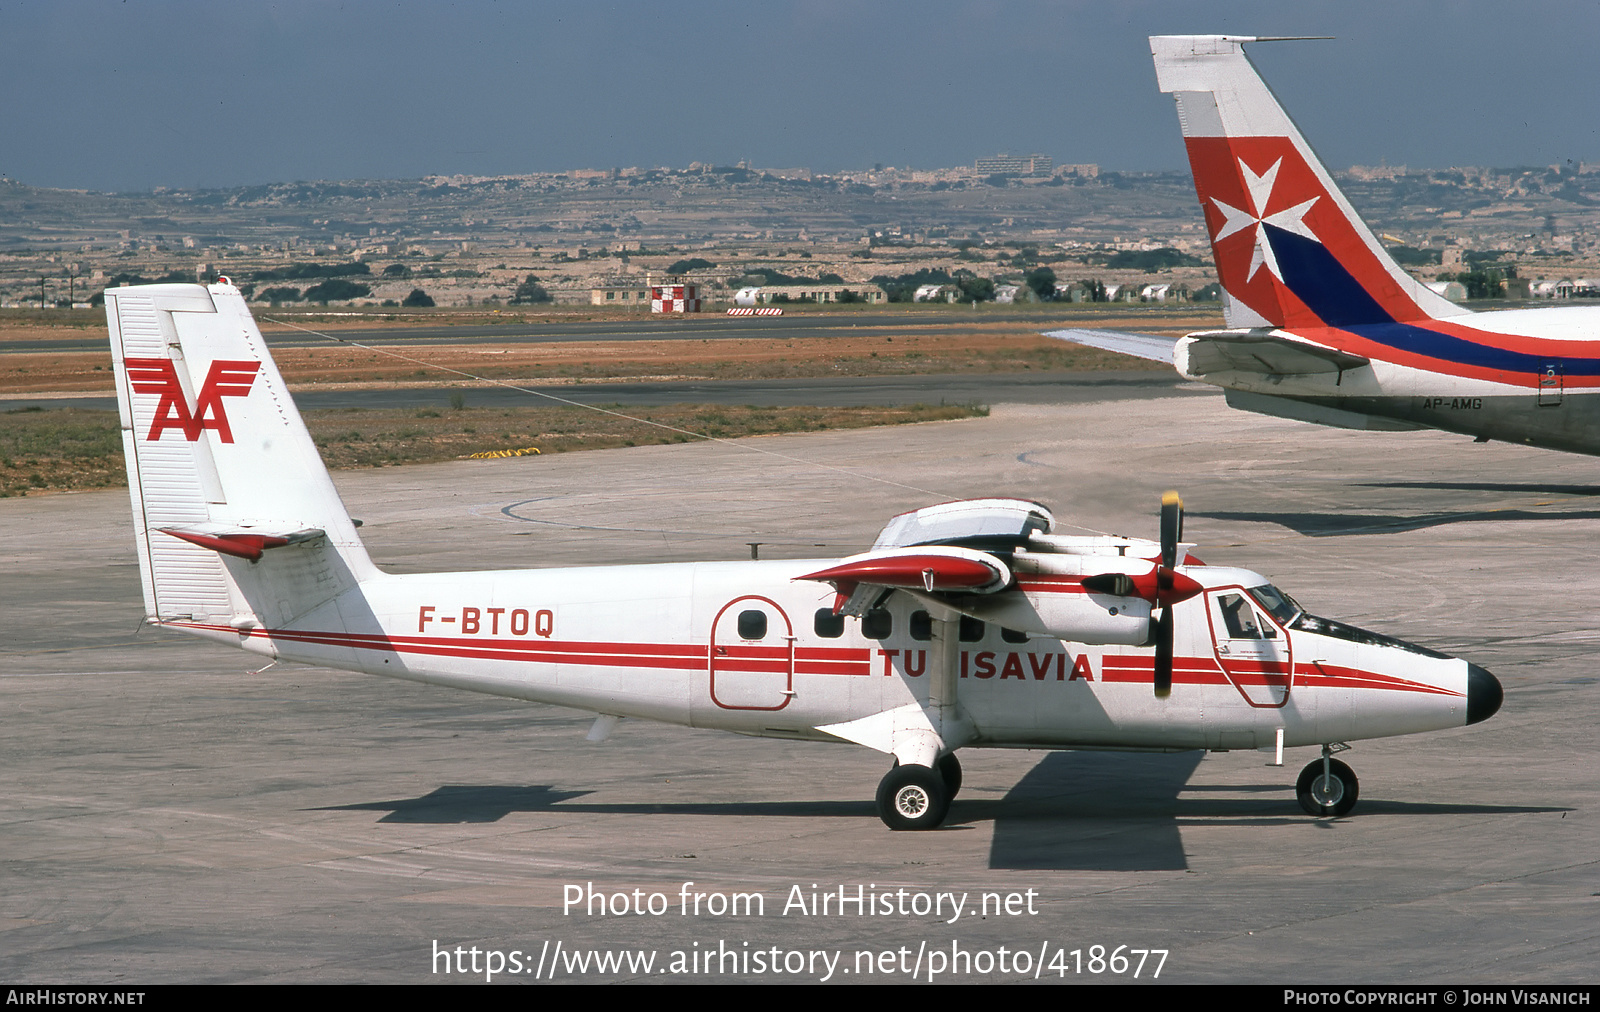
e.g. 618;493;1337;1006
1151;35;1467;330
107;282;378;629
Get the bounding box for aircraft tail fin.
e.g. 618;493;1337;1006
107;282;378;632
1150;35;1467;330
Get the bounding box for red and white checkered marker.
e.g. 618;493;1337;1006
650;283;701;313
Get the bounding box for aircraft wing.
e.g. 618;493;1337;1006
1178;332;1369;378
1043;327;1179;364
796;546;1011;617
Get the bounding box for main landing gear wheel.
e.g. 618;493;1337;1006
1296;757;1359;817
936;752;962;801
876;764;950;831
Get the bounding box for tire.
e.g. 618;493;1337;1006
936;752;963;801
1296;757;1359;817
876;764;949;831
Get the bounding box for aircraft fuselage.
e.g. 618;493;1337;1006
1180;306;1600;454
167;557;1477;754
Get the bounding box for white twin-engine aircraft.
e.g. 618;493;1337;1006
1052;35;1600;456
107;282;1501;830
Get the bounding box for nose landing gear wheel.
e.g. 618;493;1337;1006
876;764;950;830
1296;757;1359;817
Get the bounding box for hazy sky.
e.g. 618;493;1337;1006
3;0;1596;191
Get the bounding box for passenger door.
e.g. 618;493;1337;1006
708;596;795;711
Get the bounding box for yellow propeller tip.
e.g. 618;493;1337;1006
1162;490;1183;508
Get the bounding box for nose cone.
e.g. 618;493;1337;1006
1466;663;1503;725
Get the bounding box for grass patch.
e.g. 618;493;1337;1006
0;402;988;496
0;407;126;496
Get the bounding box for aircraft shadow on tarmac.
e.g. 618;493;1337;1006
1197;480;1600;537
1196;508;1600;537
980;751;1203;871
316;785;594;823
1357;481;1600;497
315;753;1565;870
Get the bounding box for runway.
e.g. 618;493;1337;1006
0;368;1192;413
0;307;1199;354
1;385;1595;984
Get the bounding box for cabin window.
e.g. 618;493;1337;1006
862;608;892;640
738;610;767;640
814;608;844;638
1001;626;1029;644
909;610;932;641
959;616;985;642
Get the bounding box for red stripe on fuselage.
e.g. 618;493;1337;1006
168;622;872;676
1303;319;1600;388
163;622;1457;695
1101;653;1460;697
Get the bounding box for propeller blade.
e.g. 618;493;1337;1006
1160;490;1183;570
1153;608;1173;697
1154;491;1185;698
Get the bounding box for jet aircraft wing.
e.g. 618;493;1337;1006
1044;327;1179;364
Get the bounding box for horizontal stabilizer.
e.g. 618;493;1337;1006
1044;327;1178;364
159;524;326;561
1177;331;1369;378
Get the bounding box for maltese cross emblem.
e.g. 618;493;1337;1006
1210;157;1321;282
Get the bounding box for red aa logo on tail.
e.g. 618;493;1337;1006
126;358;261;442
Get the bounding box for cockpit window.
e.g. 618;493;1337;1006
1247;584;1302;625
1216;593;1263;639
1249;583;1450;658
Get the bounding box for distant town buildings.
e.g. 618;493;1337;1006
737;283;886;306
975;153;1053;177
589;283;650;306
1424;279;1468;302
15;147;1600;312
1345;164;1408;181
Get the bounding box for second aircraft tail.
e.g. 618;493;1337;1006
1150;35;1467;331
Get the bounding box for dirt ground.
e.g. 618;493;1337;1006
0;311;1214;396
0;401;989;498
0;307;1216;497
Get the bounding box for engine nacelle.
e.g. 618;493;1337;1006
950;587;1152;645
